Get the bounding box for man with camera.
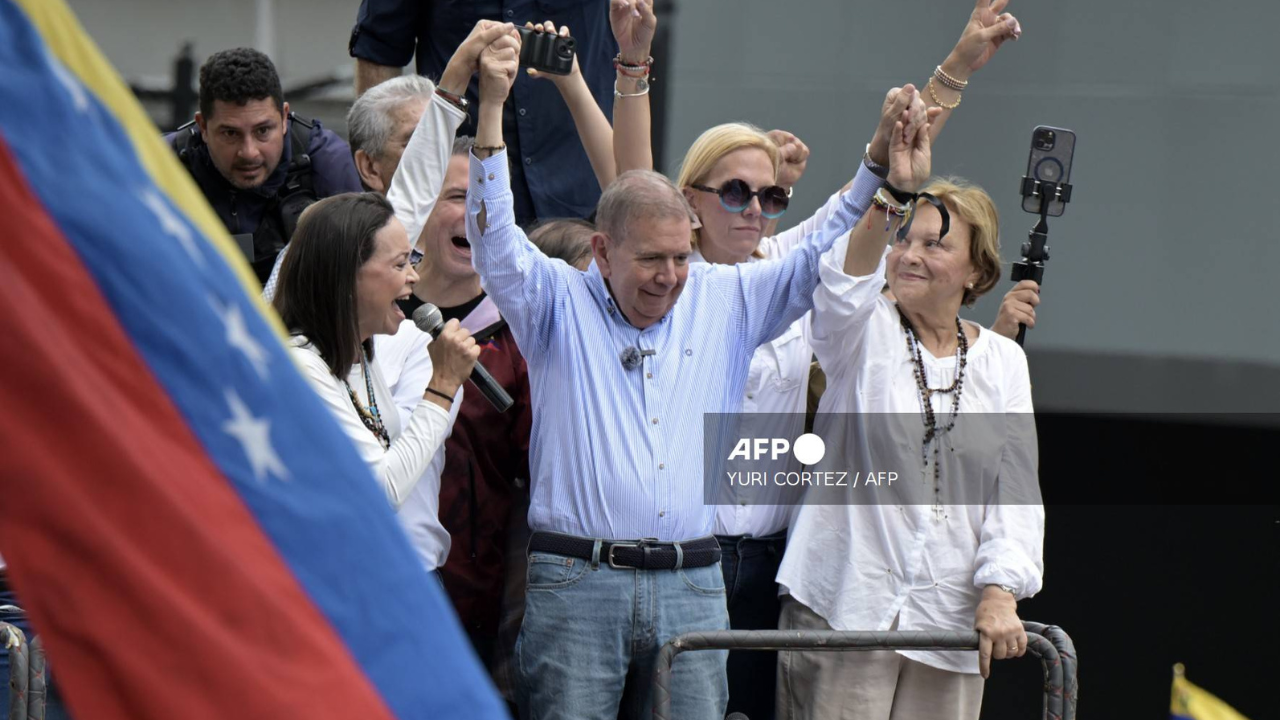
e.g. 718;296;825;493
349;0;617;226
166;48;363;285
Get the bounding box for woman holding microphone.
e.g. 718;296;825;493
272;192;480;509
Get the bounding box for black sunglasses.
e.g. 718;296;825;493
691;179;790;219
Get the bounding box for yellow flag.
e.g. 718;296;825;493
1171;664;1251;720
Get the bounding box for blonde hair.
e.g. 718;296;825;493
919;177;1002;306
675;123;780;259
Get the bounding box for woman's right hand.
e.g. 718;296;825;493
887;85;939;193
609;0;657;64
426;319;480;396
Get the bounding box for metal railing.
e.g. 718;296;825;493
653;621;1078;720
2;621;47;720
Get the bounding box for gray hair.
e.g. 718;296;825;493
452;135;475;157
347;75;435;158
595;170;696;245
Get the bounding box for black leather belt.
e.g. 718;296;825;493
529;532;721;570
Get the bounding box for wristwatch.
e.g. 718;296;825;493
991;583;1018;596
862;143;889;179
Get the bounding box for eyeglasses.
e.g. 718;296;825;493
691;179;790;219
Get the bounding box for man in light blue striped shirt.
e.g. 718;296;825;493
465;28;888;719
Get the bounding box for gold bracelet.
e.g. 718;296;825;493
926;77;961;110
473;144;505;159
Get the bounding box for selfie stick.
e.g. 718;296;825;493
1011;177;1072;346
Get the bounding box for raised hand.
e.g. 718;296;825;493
439;21;516;95
478;32;521;107
948;0;1022;78
609;0;657;64
887;85;941;192
426;319;480;397
767;130;811;190
867;87;908;168
525;21;581;86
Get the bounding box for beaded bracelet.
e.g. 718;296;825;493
933;65;969;91
473;144;506;159
614;53;654;77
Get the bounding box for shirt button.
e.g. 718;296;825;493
659;463;665;470
524;157;532;165
476;176;484;184
747;393;754;399
519;108;527;116
659;511;666;517
651;417;659;425
506;9;514;16
646;372;653;379
488;173;495;181
685;349;693;356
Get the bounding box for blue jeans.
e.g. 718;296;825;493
514;546;729;720
718;532;787;720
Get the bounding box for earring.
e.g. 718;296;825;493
966;282;975;289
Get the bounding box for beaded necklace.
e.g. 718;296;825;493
343;350;390;450
896;304;968;522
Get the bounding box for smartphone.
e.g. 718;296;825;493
1021;126;1076;216
515;25;576;76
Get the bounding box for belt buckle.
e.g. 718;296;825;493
607;542;640;569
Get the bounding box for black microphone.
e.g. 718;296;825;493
412;304;514;413
619;346;656;371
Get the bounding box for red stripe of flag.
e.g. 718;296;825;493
0;136;399;719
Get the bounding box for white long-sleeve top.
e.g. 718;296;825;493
386;92;467;245
776;232;1044;675
712;188;846;538
375;321;462;571
287;336;451;512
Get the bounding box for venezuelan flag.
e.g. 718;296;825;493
0;1;507;719
1172;664;1251;720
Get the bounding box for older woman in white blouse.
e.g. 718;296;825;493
775;100;1043;720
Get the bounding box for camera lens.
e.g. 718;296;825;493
557;38;574;59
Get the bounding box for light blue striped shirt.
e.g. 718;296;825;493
466;152;882;541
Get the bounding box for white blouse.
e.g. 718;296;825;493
287;336;451;511
776;233;1044;675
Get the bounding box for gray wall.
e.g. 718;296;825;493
71;0;1280;412
660;0;1280;414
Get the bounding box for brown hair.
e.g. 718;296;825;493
272;192;394;377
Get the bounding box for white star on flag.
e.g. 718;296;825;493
139;188;203;265
48;55;89;112
212;297;270;380
221;389;289;483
